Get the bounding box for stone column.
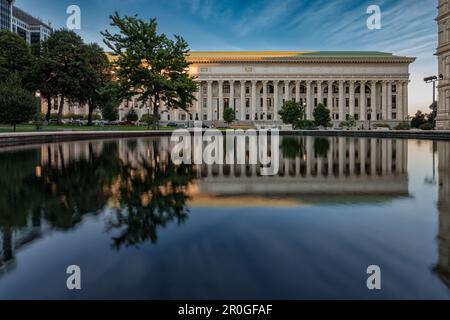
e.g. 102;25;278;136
328;81;333;111
207;81;213;120
295;81;300;102
360;80;366;121
306;81;312;120
240;81;246;121
397;81;404;121
338;81;345;121
387;81;392;120
370;81;377;121
381;81;387;120
262;80;268;120
403;81;409;120
218;80;224;121
317;81;323;105
274;80;279;121
284;81;290;103
195;82;201;121
230;80;235;112
349;80;355;117
251;80;257;121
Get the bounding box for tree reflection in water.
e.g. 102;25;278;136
0;139;197;252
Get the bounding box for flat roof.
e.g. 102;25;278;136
186;51;415;63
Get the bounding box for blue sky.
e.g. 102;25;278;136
16;0;437;114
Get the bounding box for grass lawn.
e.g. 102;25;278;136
0;124;177;133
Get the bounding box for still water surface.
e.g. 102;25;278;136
0;136;449;299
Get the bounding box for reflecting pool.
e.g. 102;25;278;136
0;136;449;299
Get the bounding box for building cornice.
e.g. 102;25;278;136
193;74;411;82
187;57;416;64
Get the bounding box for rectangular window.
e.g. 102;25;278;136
203;114;207;120
355;98;359;108
224;98;229;108
314;98;318;107
392;85;397;93
367;98;371;107
392;113;397;120
345;87;349;94
346;98;349;107
246;98;250;108
246;114;250;120
223;85;230;94
355;114;359;120
267;98;272;107
202;86;207;95
246;86;250;94
323;98;328;107
392;96;397;109
203;98;207;108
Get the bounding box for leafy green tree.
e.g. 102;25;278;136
411;110;427;128
42;30;86;124
28;42;59;123
126;108;139;122
313;103;331;127
0;75;37;131
223;107;235;126
97;80;121;121
278;101;306;129
102;13;198;129
78;43;112;125
0;30;32;82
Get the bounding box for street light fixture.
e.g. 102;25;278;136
35;91;41;131
424;75;440;129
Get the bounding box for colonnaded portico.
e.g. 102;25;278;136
121;51;414;127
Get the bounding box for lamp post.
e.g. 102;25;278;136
35;91;41;131
424;75;442;129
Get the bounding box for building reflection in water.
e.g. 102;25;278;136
434;142;450;288
0;136;409;275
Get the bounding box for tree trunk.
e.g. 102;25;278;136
87;101;94;126
57;95;65;125
46;96;52;123
152;98;159;130
13;123;16;132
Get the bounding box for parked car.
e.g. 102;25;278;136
167;122;178;127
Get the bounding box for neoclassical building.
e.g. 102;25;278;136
179;51;415;127
47;50;415;128
437;0;450;130
117;51;414;127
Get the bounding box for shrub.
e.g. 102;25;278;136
125;108;139;122
395;121;411;130
375;123;391;129
140;114;154;124
419;123;433;131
